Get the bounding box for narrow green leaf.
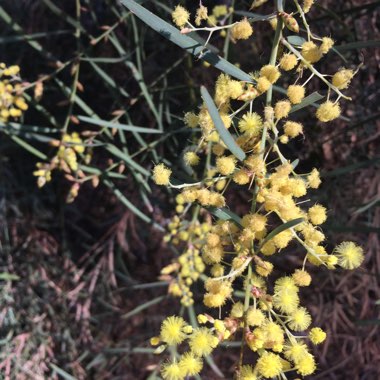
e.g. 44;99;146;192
4;132;47;160
335;40;380;52
323;157;380;177
50;364;76;380
208;207;243;228
78;115;161;134
106;144;150;176
0;273;20;281
79;165;127;179
289;92;324;113
87;60;130;98
0;30;70;44
119;0;253;82
122;296;166;319
287;35;306;46
260;218;304;247
353;197;380;215
201;86;246;161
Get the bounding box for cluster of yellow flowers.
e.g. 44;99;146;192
0;63;28;123
151;1;364;379
160;196;210;306
33;132;88;193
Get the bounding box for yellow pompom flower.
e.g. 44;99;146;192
210;263;224;277
256;260;273;277
184;112;199;128
260;64;280;84
309;327;327;344
308;204;327;225
153;163;172;185
256;76;271;93
284;341;309;362
189;328;219;357
274;100;292;119
288;307;312;331
240;365;257;380
195;5;208;26
184;151;200;166
233;169;250;185
216;156;236;175
332;68;354;89
301;41;322;63
172;5;190;28
231;301;244;318
296;353;316;376
179;352;203;376
161;359;185;380
256;352;283;378
303;0;314;13
160;316;187;345
238;112;263;136
320;37;334;54
273;289;299;314
335;241;364;269
212;5;228;18
231;18;253;40
279;53;298;71
307;168;321;188
292;269;312;287
246;307;265;327
316;101;341;122
284;121;303;138
287;85;305;104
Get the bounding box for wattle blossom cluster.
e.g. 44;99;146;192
151;1;364;379
0;63;28;123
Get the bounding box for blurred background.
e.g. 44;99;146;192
0;1;379;379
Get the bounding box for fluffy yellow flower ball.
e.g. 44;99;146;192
188;328;219;356
309;327;327;344
292;269;312;287
256;76;271;93
256;352;283;378
279;53;298;71
320;36;334;54
184;151;200;166
335;241;364;269
172;5;190;28
216;156;236;175
238;112;263;136
153;163;172;185
316;101;341;122
260;64;281;84
161;360;184;380
274;100;292;119
308;204;327;225
231;18;253;40
301;41;322;63
287;85;305;104
284;121;303;138
160;316;187;345
332;68;354;89
179;352;203;376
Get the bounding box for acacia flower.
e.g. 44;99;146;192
160;316;187;345
256;352;283;378
231;18;253;40
335;241;364;269
309;327;327;344
172;5;190;28
153;163;172;185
